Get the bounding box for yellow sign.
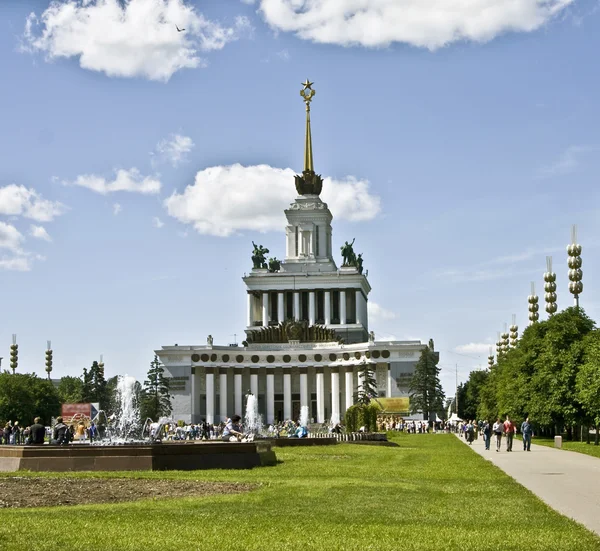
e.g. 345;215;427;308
375;397;410;413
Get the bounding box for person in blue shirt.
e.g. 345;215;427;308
521;417;533;451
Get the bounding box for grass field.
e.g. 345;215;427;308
523;435;600;459
0;433;598;551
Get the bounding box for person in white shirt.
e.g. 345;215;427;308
492;418;503;452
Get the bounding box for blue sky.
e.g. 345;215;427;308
0;0;599;395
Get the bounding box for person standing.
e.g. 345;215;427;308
492;418;503;452
482;420;491;450
521;417;533;452
503;416;515;452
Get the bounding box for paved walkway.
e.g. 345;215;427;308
457;433;600;536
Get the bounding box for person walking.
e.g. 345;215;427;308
521;417;533;452
482;420;491;450
492;418;503;452
503;416;516;452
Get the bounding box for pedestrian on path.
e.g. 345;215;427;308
503;416;516;452
482;420;491;450
521;417;533;451
492;418;503;452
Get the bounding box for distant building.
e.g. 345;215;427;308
156;81;433;424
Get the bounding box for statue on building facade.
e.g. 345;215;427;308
369;331;375;343
207;335;213;345
251;241;269;269
356;253;364;274
268;257;281;273
341;238;356;267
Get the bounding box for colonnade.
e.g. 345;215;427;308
201;365;362;426
248;289;366;327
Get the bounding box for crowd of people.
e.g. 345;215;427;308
456;416;534;452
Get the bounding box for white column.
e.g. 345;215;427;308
262;292;269;326
219;371;227;422
340;290;347;324
293;292;300;321
247;293;253;326
316;371;325;423
308;292;316;325
205;372;214;424
345;368;353;411
324;291;331;325
250;372;258;398
283;371;292;420
277;292;284;323
355;290;362;324
266;372;275;424
234;372;243;416
331;370;340;424
300;372;308;409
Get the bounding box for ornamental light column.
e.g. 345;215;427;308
528;282;539;325
488;347;494;369
10;334;18;374
509;315;518;348
567;224;583;308
45;341;53;380
496;332;502;359
544;256;557;317
501;324;510;355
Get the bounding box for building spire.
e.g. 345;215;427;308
301;79;315;172
295;79;323;195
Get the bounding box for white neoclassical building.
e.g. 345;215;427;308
156;80;431;425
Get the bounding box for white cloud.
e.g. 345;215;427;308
0;222;25;252
153;217;165;228
113;203;122;215
454;343;493;356
0;256;32;272
29;225;52;242
164;164;380;237
256;0;573;49
368;301;396;322
538;145;600;178
66;168;161;195
22;0;251;82
153;134;195;167
0;184;67;222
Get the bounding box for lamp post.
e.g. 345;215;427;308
544;256;557;317
567;224;583;308
45;341;53;380
488;347;494;369
528;282;539;326
509;314;518;348
501;324;510;355
10;334;18;374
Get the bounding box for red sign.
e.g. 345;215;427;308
61;403;92;418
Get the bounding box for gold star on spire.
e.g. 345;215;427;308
299;79;316;172
301;79;314;90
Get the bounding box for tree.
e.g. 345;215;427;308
458;370;489;421
0;372;60;425
354;361;377;405
57;376;83;404
576;330;600;444
409;339;445;423
140;355;172;422
81;361;110;409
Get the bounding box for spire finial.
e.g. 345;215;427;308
295;79;323;195
300;79;315;172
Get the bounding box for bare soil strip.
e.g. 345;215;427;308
0;478;256;508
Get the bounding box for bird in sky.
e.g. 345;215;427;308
176;25;185;32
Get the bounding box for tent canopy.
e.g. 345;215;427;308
448;413;463;422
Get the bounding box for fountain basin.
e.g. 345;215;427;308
0;442;277;472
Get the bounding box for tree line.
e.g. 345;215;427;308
457;307;600;443
0;355;172;426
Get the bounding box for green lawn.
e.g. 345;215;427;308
524;435;600;459
0;433;599;551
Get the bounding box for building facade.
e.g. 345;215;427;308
155;80;431;425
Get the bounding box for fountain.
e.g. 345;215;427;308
244;393;264;437
0;377;277;472
299;405;309;429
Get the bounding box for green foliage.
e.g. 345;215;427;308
140;355;172;422
576;330;600;426
57;376;83;404
473;307;596;431
80;361;110;409
409;339;445;422
457;369;488;420
353;361;377;405
344;403;379;432
0;372;60;425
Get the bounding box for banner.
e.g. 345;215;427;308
61;403;92;418
375;397;410;413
